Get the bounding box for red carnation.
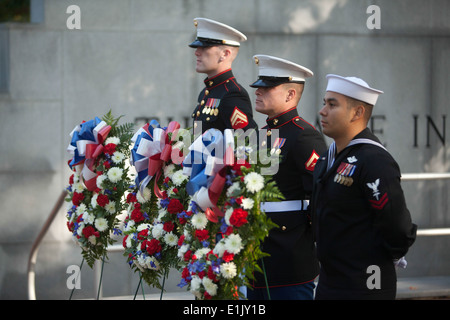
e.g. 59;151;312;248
204;292;212;300
122;235;128;248
131;207;145;223
178;234;185;247
82;225;99;239
223;226;233;236
222;251;235;262
146;239;162;255
184;250;192;262
167;198;184;214
103;143;116;155
163;221;174;232
207;266;218;282
127;193;137;203
96;194;109;207
229;208;248;227
103;160;111;169
195;229;210;242
137;229;148;240
232;161;251;176
147;239;161;255
72;192;84;206
181;267;191;280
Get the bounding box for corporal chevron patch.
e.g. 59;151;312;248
230;107;248;129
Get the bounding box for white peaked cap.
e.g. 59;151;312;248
190;17;247;47
250;55;313;87
326;74;383;105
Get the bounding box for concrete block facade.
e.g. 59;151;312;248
0;0;449;299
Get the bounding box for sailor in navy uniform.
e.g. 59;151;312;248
312;74;417;300
189;18;257;133
247;55;327;300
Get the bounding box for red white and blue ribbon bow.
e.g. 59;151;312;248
130;120;181;195
67;117;111;191
183;128;235;222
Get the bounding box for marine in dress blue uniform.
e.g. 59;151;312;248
247;55;327;300
312;74;417;300
189;18;257;133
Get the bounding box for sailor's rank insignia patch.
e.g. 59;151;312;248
366;178;389;209
230;107;248;129
334;162;356;186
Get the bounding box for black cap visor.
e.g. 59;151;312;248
189;37;240;48
250;76;304;88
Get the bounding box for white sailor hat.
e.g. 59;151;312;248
326;74;383;105
250;55;314;88
189;17;247;48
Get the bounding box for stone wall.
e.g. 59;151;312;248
0;0;449;299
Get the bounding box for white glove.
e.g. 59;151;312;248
394;256;407;268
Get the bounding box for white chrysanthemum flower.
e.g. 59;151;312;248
91;193;98;208
83;212;95;225
123;219;135;232
72;182;84;193
105;136;120;145
95;217;108;232
152;223;164;239
107;167;123;183
164;164;176;178
96;174;107;189
220;262;237;279
202;278;218;296
164;232;178;247
194;248;210;259
111;151;125;164
191;212;208;230
172;170;188;186
105;201;116;214
190;276;202;292
157;208;168;221
241;198;254;210
77;223;85;236
137;223;150;232
137;187;152;203
125;235;133;248
226;182;241;197
244;172;264;193
224;234;243;254
213;240;226;257
75;203;87;216
183;228;192;240
224;207;233;226
178;244;190;258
